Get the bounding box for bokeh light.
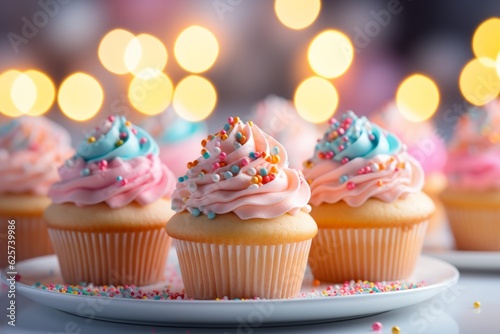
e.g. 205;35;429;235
396;74;440;122
174;26;219;73
274;0;321;30
24;70;56;116
58;72;104;121
128;70;174;116
173;75;217;122
11;73;37;114
0;70;23;117
308;30;354;79
459;58;500;106
294;76;338;123
472;18;500;61
98;29;136;75
125;34;167;78
0;70;55;117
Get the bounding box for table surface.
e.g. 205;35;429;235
1;223;500;334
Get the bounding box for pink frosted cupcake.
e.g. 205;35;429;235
251;95;322;169
0;116;72;268
166;116;317;299
371;102;447;231
303;110;434;283
44;115;176;285
440;101;500;250
141;108;207;177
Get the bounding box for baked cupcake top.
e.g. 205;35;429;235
0;116;72;195
251;95;321;169
303;110;424;207
371;102;447;175
445;101;500;191
48;115;175;208
171;116;311;220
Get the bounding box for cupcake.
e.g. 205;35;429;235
303;110;434;283
141;108;207;177
166;116;317;299
251;95;322;169
440;101;500;251
0;116;72;268
44;115;176;285
371;102;447;232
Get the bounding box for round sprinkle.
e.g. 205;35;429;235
139;137;147;144
115;139;124;147
223;123;230;131
224;171;233;180
247;184;259;189
346;181;355;190
227;117;234;124
312;279;320;287
116;176;123;181
392;326;400;334
131;128;138;135
473;301;481;308
203;152;211;159
240;158;250;166
341;157;349;164
213;147;221;155
271;146;280;156
236;132;243;140
372;322;382;331
212;174;220;182
119;132;127;139
191;208;201;217
234;142;242;149
231;165;240;174
259;168;268;176
198;172;205;179
65;159;75;167
207;212;216;220
369;134;375;141
219;152;227;160
370;163;379;172
119;179;128;186
80;168;91;177
339;175;348;184
247;168;257;176
187;182;197;192
87;136;96;143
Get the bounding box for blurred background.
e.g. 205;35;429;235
0;0;500;141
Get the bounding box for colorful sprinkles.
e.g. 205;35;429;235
31;279;426;301
176;116;286;218
304;111;411;191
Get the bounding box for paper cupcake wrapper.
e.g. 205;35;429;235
308;221;428;283
444;206;500;251
48;227;171;286
0;215;53;268
174;240;312;300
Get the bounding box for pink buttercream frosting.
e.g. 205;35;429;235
371;102;447;174
171;117;311;220
48;115;175;208
445;100;500;191
0;116;72;195
303;111;424;207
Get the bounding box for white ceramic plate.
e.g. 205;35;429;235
3;255;458;327
423;224;500;271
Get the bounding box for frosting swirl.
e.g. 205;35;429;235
303;111;424;207
0;116;72;195
49;115;175;208
171;117;311;220
445;102;500;191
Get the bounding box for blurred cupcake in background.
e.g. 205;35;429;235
371;102;447;232
251;95;322;169
0;116;72;268
440;100;500;251
141;108;207;178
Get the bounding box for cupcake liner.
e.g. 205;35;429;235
444;206;500;251
174;239;312;300
0;215;53;268
48;227;171;286
308;221;428;283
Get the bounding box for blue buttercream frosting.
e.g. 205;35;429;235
315;110;402;162
76;115;159;162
